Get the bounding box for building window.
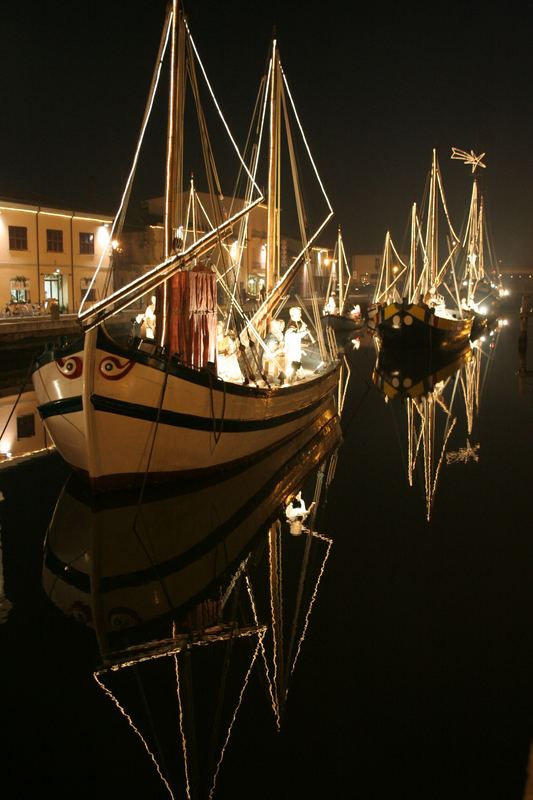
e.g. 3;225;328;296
10;277;30;303
47;229;63;252
17;414;35;439
79;232;94;255
8;226;28;251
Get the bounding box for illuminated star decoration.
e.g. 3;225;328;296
445;439;480;464
451;147;487;173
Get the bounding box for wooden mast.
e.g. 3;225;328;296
159;0;186;346
409;202;417;303
426;148;438;295
266;40;280;298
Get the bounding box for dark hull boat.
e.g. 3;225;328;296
368;150;474;354
368;299;473;353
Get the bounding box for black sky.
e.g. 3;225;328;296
2;1;532;267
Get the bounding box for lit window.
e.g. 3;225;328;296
79;232;95;255
10;277;30;303
8;226;28;251
47;229;63;252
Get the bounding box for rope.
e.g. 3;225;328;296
207;367;226;444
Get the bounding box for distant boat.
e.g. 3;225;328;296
43;403;342;797
450;147;505;340
31;2;341;491
321;227;364;334
367;149;474;353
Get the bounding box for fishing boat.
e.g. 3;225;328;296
367;149;474;353
31;1;341;491
451;147;505;340
42;404;342;797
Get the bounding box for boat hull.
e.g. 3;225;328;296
367;300;473;353
33;328;341;490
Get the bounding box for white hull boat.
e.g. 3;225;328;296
32;2;341;491
34;328;340;490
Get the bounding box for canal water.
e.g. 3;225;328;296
0;295;531;799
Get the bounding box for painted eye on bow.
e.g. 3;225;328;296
99;356;134;380
56;355;83;379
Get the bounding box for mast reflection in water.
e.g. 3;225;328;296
1;306;532;799
371;318;508;521
41;397;342;799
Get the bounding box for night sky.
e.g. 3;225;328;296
2;1;532;267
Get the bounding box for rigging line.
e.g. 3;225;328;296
185;52;233;303
225;71;270;325
244;564;279;726
285;468;324;672
80;7;173;315
383;391;412;478
174;644;192;800
288;532;333;688
186;47;225;219
94;671;176;799
126;365;177;613
206;614;240;784
208;630;266;799
339;346;378;435
267;521;283;722
132;662;174;784
280;67;333;215
281;86;310;250
184;20;262;199
207;367;226;444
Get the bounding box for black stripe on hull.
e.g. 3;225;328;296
90;391;329;432
38;396;83;419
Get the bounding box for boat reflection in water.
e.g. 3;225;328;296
42;397;343;798
371;319;505;521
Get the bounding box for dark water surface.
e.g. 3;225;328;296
1;297;532;799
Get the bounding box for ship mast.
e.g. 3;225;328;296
266;40;281;296
426;148;438;293
159;0;186;345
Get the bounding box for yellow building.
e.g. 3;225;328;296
0;192;336;317
0;197;113;313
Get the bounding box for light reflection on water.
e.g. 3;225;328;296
0;299;532;799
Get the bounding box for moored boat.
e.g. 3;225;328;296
450;147;505;341
321;227;364;335
31;2;341;491
367;149;474;353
